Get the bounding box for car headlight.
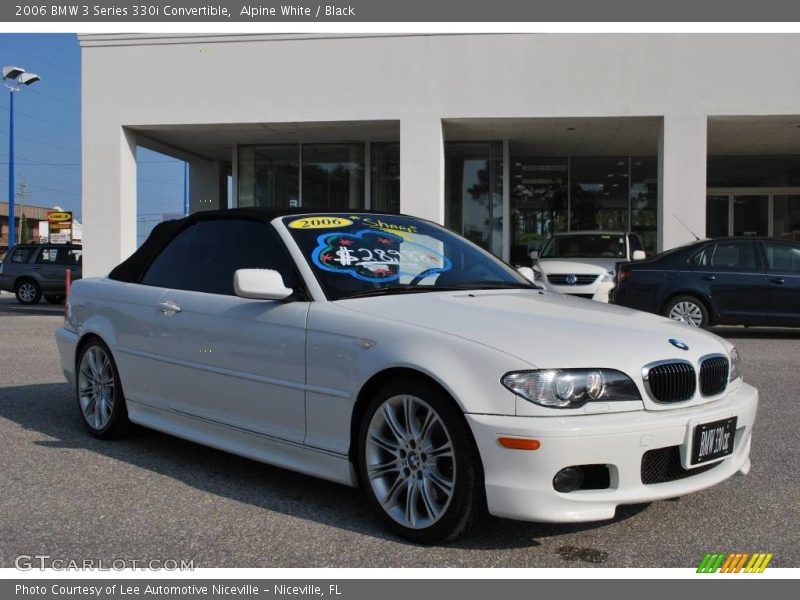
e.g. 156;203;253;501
601;270;615;283
502;369;641;408
729;347;742;381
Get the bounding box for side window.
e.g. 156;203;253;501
709;241;759;270
763;242;800;272
689;245;712;267
36;248;59;264
141;225;196;288
175;219;297;296
11;247;33;263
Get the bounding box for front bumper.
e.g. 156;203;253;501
466;382;758;523
545;280;614;302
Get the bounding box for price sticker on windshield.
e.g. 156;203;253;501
311;229;451;282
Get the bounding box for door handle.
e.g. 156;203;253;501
158;300;182;315
772;277;786;285
701;275;716;281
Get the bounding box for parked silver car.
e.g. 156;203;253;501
0;243;82;304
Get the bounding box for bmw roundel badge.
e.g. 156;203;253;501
669;338;689;351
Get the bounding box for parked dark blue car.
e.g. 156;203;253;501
612;237;800;328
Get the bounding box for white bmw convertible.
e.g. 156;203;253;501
56;210;758;543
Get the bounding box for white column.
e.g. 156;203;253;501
658;115;707;252
82;126;137;278
189;159;224;213
400;115;444;224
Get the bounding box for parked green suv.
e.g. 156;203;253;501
0;243;82;304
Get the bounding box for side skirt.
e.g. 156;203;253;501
127;400;358;487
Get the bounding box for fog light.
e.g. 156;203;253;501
553;467;584;493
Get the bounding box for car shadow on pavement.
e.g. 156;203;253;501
1;382;649;550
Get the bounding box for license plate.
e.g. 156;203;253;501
691;417;737;465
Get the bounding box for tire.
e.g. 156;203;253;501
357;378;483;544
75;338;130;439
15;278;42;305
44;294;66;304
663;295;709;328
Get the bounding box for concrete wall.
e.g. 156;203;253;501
81;33;800;276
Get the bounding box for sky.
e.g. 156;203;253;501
0;33;186;245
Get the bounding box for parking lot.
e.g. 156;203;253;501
0;291;798;568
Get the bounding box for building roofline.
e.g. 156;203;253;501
77;32;515;48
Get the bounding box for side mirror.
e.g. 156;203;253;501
529;250;539;260
517;266;535;282
234;269;293;301
632;250;646;261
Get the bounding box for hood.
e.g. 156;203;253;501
335;290;731;408
535;257;619;273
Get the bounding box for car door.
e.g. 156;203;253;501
694;240;768;323
33;246;67;290
151;218;309;443
762;240;800;323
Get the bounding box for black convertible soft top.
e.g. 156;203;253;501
107;207;401;283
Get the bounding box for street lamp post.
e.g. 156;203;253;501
2;66;40;250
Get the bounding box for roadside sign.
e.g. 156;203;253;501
47;211;72;243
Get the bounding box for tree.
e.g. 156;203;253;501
19;213;29;244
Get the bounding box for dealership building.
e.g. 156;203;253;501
80;33;800;276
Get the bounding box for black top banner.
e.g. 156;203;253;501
5;0;800;22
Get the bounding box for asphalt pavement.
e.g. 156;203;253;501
0;292;798;567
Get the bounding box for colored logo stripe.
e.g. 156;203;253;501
697;552;773;573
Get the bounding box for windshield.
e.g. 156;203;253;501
282;214;533;300
540;234;626;259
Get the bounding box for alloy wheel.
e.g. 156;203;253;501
364;395;456;530
78;346;115;430
17;283;37;303
669;301;704;327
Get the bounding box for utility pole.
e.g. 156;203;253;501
15;175;29;243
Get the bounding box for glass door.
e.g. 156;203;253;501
732;194;769;237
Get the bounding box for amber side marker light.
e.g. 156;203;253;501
498;437;541;450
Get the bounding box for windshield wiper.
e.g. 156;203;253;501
338;281;538;300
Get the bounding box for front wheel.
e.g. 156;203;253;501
664;295;709;328
357;379;483;544
76;339;130;439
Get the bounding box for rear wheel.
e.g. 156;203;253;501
357;379;482;544
15;279;41;305
76;339;129;439
664;295;709;328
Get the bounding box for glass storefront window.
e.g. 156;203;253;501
708;156;800;187
706;195;730;238
238;143;369;211
570;157;630;232
773;195;800;242
301;144;365;211
238;145;299;209
444;142;503;256
509;157;568;265
370;142;400;213
630;157;658;254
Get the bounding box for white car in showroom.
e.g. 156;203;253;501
56;210;757;543
531;231;647;302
